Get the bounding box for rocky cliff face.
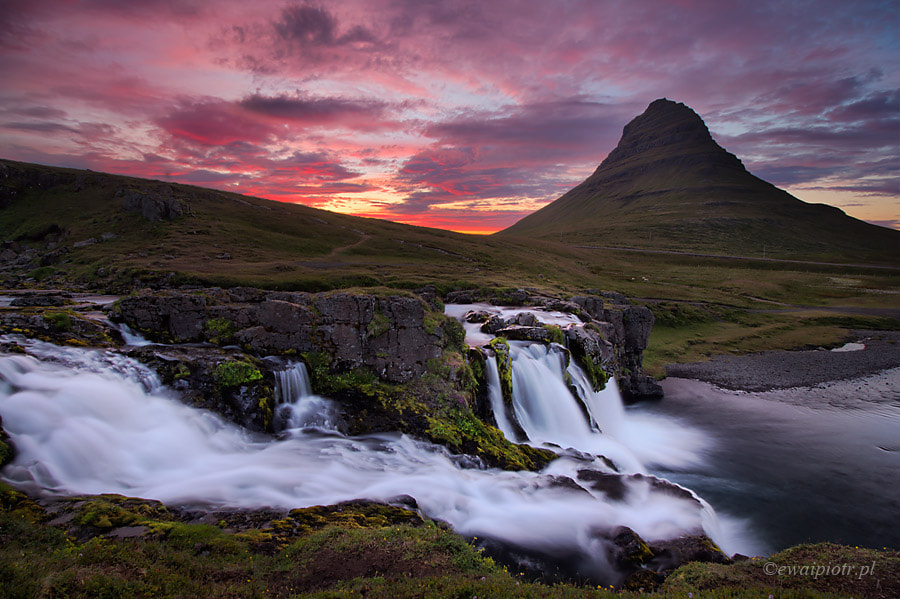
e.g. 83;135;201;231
445;288;663;402
113;288;446;384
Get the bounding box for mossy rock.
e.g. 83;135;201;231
213;360;263;388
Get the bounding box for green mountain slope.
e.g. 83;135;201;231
499;99;898;265
0;158;587;292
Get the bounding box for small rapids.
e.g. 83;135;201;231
0;337;758;583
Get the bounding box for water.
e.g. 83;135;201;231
504;343;710;473
0;343;744;585
637;374;900;553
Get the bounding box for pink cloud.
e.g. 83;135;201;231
0;0;896;232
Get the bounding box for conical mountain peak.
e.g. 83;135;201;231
499;99;899;263
595;98;744;175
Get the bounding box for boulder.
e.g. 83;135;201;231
495;325;551;343
118;188;191;221
126;345;275;432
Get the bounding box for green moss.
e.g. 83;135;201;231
213;360;263;388
366;310;390;338
43;311;73;332
543;324;565;345
577;355;608;391
425;404;554;471
0;439;11;467
203;317;236;345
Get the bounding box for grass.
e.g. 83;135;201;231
1;483;893;598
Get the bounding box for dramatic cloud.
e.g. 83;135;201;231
0;0;897;231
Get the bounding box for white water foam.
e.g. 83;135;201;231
0;345;756;581
506;343;709;472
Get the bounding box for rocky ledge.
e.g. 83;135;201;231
111;288;448;384
445;287;663;402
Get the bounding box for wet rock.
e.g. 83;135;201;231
495;325;551;342
0;413;15;467
576;469;628;501
610;526;654;567
480;315;506;334
510;312;540;326
126;345;275;432
9;293;69;307
463;310;492;323
619;375;664;401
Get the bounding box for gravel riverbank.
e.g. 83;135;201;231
665;330;900;391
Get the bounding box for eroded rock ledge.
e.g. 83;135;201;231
112;288;445;384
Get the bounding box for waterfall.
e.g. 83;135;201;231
497;342;708;472
0;343;758;583
274;362;313;404
272;361;337;432
485;357;516;439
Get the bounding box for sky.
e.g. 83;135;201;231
1;0;897;234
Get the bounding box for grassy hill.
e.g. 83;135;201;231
499;99;899;265
0;158;587;293
1;157;898;370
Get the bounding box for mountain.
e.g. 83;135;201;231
500;99;899;264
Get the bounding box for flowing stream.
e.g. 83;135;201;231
0;325;760;584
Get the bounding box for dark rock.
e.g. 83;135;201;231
510;312;539;326
480;315;506;334
39;246;70;266
576;469;628;501
463;310;491;323
126;345;275;432
113;289;444;383
495;325;551;343
0;413;15;467
118;187;191;221
648;535;731;572
572;295;605;320
444;290;477;304
610;526;654;567
10;294;69;307
622;306;654;352
619;375;664;401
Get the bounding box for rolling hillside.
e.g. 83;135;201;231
0;158;583;292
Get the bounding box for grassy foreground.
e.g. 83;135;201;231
2;483;897;598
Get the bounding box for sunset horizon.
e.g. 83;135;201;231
2;0;897;233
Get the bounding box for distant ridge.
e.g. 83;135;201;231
500;99;898;264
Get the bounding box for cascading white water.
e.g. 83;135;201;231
272;361;338;431
274;362;313;404
485;357;516;439
0;342;757;583
506;343;709;472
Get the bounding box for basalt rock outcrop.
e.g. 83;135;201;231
112;288;447;384
453;288;662;402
